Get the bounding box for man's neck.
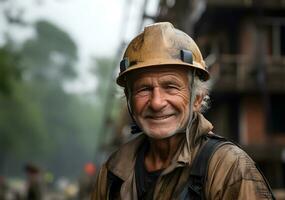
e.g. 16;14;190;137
144;133;184;172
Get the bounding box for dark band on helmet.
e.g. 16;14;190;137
120;58;129;73
120;58;139;73
120;49;193;74
180;49;193;64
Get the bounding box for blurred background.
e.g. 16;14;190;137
0;0;285;199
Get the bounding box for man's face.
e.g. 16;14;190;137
128;67;190;139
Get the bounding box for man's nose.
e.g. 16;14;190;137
149;87;167;111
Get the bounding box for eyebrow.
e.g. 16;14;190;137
160;76;185;85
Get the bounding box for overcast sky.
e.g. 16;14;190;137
0;0;158;92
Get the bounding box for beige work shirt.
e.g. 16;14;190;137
92;113;274;200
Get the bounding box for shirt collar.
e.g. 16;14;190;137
106;112;213;180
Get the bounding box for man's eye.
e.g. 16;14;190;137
166;85;179;90
164;85;181;94
135;87;151;94
140;87;150;91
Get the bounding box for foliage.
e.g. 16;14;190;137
0;46;21;95
0;1;121;178
0;84;48;156
20;20;78;83
0;19;99;177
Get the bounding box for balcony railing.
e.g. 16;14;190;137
209;54;285;92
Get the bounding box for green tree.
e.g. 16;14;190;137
0;1;101;177
21;20;77;84
0;45;21;95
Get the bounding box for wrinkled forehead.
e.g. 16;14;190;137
126;65;191;87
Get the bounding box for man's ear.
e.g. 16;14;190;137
194;94;204;112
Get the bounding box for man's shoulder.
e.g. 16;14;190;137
199;134;251;166
213;142;253;165
206;139;274;199
209;141;264;183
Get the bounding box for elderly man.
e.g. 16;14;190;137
92;22;275;199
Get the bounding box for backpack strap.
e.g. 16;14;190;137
180;134;276;200
107;171;123;200
179;134;231;200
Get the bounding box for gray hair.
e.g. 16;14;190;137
189;72;211;113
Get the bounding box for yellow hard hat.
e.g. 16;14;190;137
116;22;209;87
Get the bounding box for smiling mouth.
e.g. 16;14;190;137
147;114;174;120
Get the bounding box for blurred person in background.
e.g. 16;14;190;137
0;176;8;200
78;162;96;200
24;163;43;200
92;22;275;199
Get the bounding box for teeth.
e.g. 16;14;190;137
151;115;171;120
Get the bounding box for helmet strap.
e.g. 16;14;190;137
126;96;142;134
